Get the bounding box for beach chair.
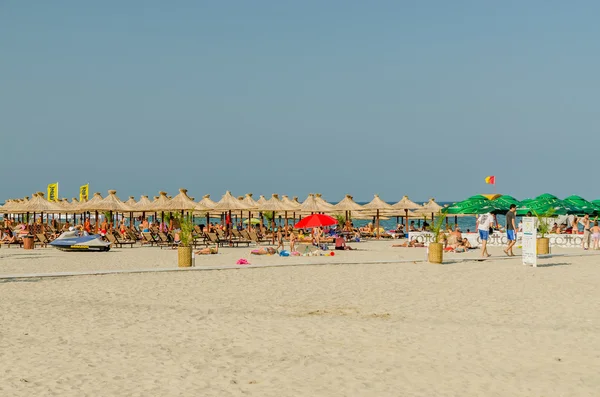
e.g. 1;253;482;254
112;232;136;248
232;230;252;245
35;233;50;248
157;232;176;249
206;232;225;247
248;230;266;245
141;232;159;246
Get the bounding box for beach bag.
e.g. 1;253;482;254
236;258;250;265
489;227;494;234
279;250;290;257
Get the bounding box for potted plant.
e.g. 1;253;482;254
533;208;555;255
174;212;194;267
428;209;448;264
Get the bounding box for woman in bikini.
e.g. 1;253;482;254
289;231;297;252
591;221;600;250
572;216;579;235
196;245;218;255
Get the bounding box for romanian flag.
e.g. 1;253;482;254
485;176;496;185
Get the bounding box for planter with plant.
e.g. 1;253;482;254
428;209;448;264
174;212;194;267
533;208;555;255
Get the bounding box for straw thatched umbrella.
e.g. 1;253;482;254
300;194;332;214
281;195;302;228
362;194;394;239
333;194;364;223
193;194;217;227
198;194;217;209
23;192;64;230
257;194;296;241
213;191;251;242
23;193;62;213
77;192;103;232
414;198;444;220
82;190;133;229
167;188;202;213
392;196;423;232
238;193;260;231
314;193;336;213
255;195;267;205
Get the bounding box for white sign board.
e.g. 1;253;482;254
522;217;537;267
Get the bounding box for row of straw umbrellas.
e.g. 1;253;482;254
1;189;446;238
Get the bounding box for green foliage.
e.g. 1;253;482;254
103;211;111;223
533;208;556;238
163;212;171;224
334;214;345;228
429;209;449;243
173;212;194;247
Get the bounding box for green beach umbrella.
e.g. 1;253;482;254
563;195;596;215
446;195;489;215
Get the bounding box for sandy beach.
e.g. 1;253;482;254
1;242;600;396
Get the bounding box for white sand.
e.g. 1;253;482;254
1;242;599;396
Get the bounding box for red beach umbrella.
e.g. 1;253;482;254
294;214;337;229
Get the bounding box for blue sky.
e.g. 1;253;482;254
2;1;599;204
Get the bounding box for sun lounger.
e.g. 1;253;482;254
35;233;50;248
141;232;159;246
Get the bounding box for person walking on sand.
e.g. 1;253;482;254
276;227;284;252
477;212;493;258
504;204;518;256
581;214;591;250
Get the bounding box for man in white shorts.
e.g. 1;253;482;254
477;212;494;258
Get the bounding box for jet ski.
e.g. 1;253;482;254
50;230;111;252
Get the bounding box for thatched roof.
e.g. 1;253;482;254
258;194;295;212
362;194;394;211
78;192;103;212
212;191;251;211
197;194;217;209
413;198;445;214
23;192;64;213
299;194;332;213
281;195;301;210
240;193;259;210
256;195;268;205
146;191;172;212
392;196;423;211
124;196;137;207
167;188;204;211
314;194;335;211
81;190;134;212
333;194;364;212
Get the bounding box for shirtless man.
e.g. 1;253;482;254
289;231;297;252
581;214;591;250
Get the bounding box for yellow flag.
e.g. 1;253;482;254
80;184;89;202
47;182;59;202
